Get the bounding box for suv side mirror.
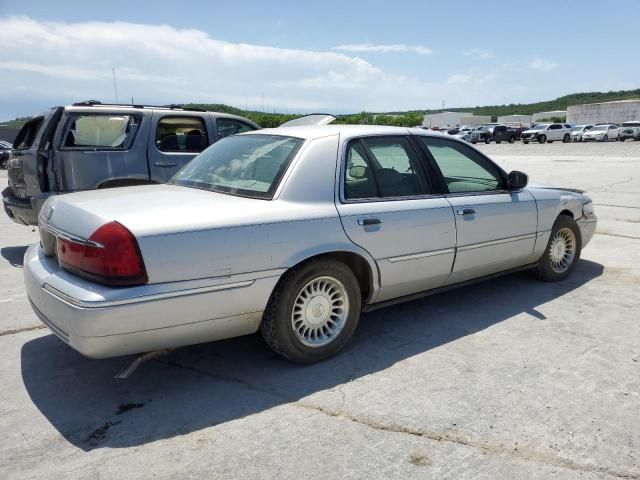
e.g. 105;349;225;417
508;171;528;190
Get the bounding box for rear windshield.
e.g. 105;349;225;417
170;134;303;199
13;117;44;149
61;113;142;150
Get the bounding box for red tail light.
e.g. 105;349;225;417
57;221;148;286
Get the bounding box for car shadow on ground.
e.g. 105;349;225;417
21;260;603;451
1;245;28;267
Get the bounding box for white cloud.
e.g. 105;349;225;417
462;48;493;59
529;57;558;71
0;16;538;119
333;43;433;55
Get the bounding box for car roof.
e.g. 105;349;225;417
241;124;448;141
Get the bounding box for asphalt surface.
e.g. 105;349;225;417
1;141;639;479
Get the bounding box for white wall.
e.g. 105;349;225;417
422;111;471;128
532;110;567;122
567;100;640;125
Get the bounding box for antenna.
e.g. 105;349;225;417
112;68;119;103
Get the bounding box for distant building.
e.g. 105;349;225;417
459;115;491;127
422;111;472;128
567;99;640;125
497;115;532;127
532;110;567;122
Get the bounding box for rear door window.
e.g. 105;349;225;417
61;114;142;150
156;116;209;152
13;117;44;150
216;118;256;139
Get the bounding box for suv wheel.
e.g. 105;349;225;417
534;215;581;282
484;138;491;144
495;140;501;144
620;137;626;142
563;134;570;143
602;134;608;142
260;259;362;363
523;140;529;144
508;136;515;143
538;134;547;144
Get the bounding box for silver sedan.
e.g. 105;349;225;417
25;126;597;363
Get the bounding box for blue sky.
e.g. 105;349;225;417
1;0;639;120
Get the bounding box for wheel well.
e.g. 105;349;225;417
559;209;574;219
290;251;373;301
98;179;158;189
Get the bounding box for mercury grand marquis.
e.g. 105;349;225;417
24;125;597;363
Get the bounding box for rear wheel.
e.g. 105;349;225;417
260;259;361;363
508;136;515;143
602;134;608;142
484;137;491;144
538;135;547;144
534;215;581;282
563;134;570;143
620;137;626;142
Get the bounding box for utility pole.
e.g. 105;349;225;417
112;68;119;103
261;89;264;112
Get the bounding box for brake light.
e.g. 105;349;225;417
57;221;148;286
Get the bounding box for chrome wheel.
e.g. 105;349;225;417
549;227;577;273
291;276;349;348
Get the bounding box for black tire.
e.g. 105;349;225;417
484;137;491;144
563;134;570;143
548;140;554;143
538;134;547;144
602;135;608;142
508;136;515;143
619;137;626;142
471;140;477;144
533;215;582;282
523;140;529;144
496;140;501;144
260;258;361;363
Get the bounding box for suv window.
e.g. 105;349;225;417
419;137;505;194
13;117;44;150
217;118;255;139
62;114;142;150
549;124;562;130
344;137;429;200
156;116;208;153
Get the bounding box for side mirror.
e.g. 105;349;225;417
349;165;367;179
508;171;528;190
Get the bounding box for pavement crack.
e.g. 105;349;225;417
157;359;291;401
294;403;640;479
0;325;46;337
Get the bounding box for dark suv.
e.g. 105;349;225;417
470;124;517;144
2;101;260;226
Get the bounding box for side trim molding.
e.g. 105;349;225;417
387;248;455;263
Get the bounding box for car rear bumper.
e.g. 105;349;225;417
2;187;37;226
2;188;55;226
24;244;281;358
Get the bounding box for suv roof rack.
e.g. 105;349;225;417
71;101;206;112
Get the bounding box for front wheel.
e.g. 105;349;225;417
534;215;582;282
619;137;626;142
602;135;608;142
509;136;515;143
260;259;361;363
523;140;529;144
563;134;570;143
538;135;547;144
495;140;501;144
484;138;491;144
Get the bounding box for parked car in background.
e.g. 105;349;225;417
0;141;11;169
25;125;596;362
471;124;518;144
2;101;260;226
470;126;491;144
521;123;572;144
582;124;619;142
618;121;640;141
570;125;594;142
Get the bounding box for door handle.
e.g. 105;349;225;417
357;217;382;226
456;208;477;216
154;161;177;168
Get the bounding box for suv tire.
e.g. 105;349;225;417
538;134;547;144
563;134;570;143
260;258;362;363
